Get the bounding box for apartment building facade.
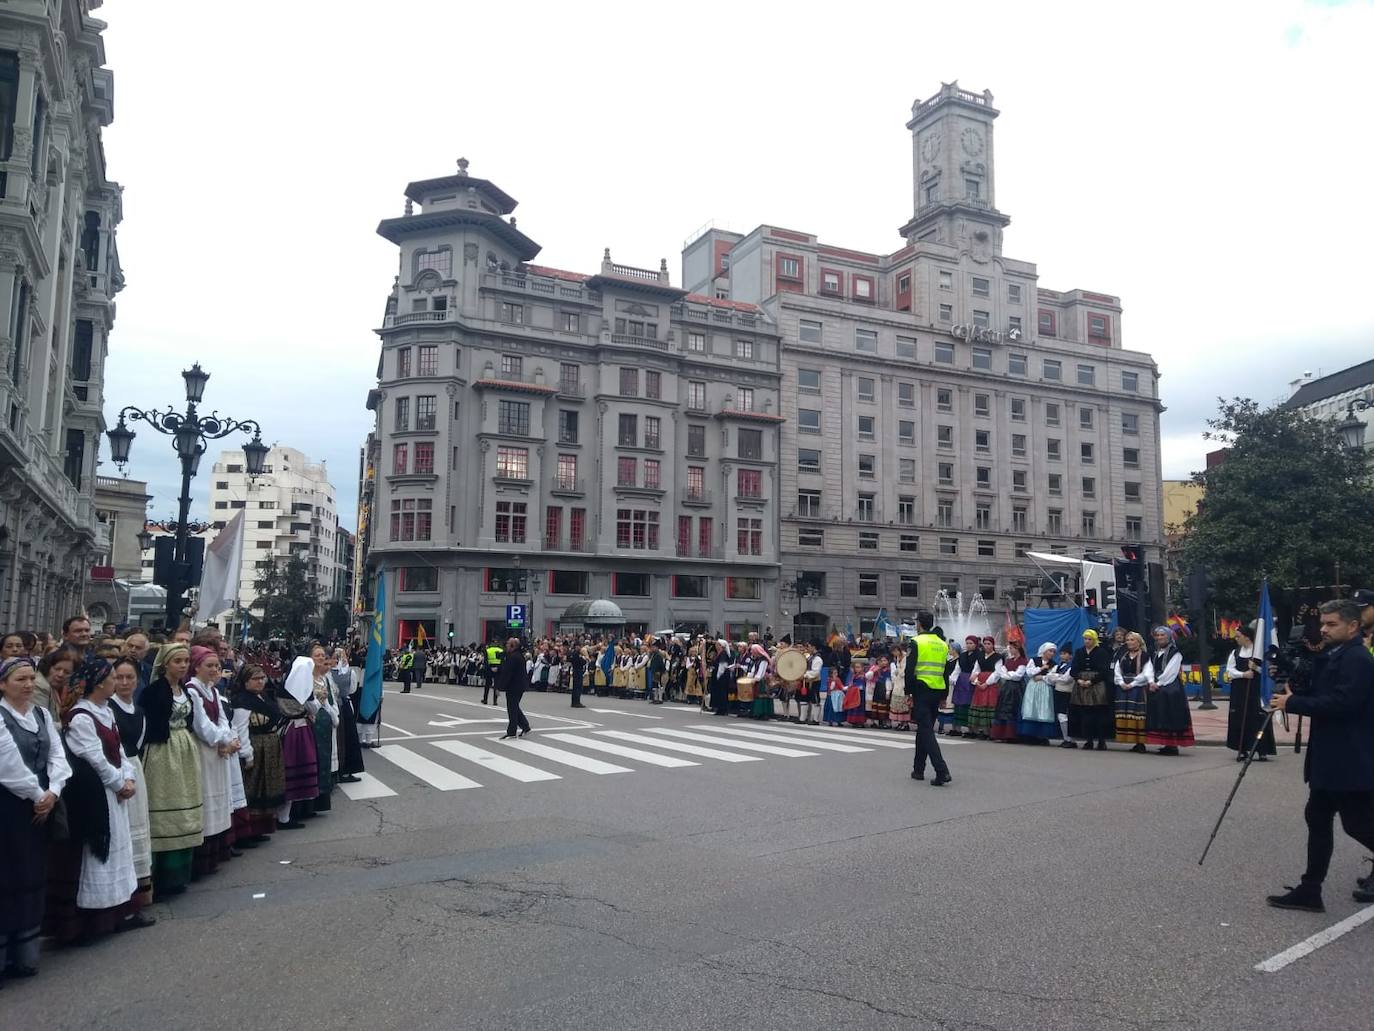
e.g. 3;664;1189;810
684;83;1164;637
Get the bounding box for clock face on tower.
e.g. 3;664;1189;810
960;127;984;157
921;132;941;162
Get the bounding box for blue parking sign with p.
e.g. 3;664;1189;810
506;604;525;628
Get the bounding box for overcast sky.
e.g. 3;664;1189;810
97;0;1374;528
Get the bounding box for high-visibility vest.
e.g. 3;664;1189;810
399;652;413;671
486;645;503;669
914;633;948;692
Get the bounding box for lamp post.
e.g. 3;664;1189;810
1338;398;1372;451
779;575;821;636
107;364;267;629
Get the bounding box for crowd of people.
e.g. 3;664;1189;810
379;623;1198;756
0;616;367;987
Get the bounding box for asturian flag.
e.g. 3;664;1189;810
359;570;386;722
1255;579;1278;706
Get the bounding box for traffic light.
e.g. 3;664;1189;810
1102;583;1117;611
1085;587;1098;611
447;622;455;641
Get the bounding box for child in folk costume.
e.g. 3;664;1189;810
865;656;892;728
823;667;847;726
1049;646;1077;747
844;660;868;727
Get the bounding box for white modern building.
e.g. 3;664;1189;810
207;444;341;619
1286;359;1374;459
0;1;123;630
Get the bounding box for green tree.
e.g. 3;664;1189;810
321;600;350;639
252;556;321;640
1179;397;1374;617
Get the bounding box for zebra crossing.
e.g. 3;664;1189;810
338;720;956;800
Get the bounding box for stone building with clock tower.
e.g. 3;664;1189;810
683;82;1165;639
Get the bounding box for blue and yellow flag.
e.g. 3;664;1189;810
360;570;386;721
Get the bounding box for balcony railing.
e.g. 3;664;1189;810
557;380;585;397
383;308;457;328
610;332;668;352
680;488;713;507
544;536;592;554
550;476;585;495
677;543;725;560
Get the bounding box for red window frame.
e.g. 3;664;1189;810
819;268;843;295
393;443;408;475
1088;313;1111;343
737;468;762;499
1038;309;1057;337
413;441;434;474
851;274;875;303
775;252;805;293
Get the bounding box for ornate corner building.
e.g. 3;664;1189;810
0;1;122;631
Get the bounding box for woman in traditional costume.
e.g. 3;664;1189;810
947;636;979;736
109;657;154;915
0;657;70;979
185;645;240;877
886;645;911;730
1018;643;1062;742
967;636;1002;738
140;644;202;895
306;644;338;812
1112;631;1150;753
229;664;283;846
747;645;772;721
1225;625;1275;761
330;649;364;784
278;656;319;828
990;641;1028;741
1068;629;1113;751
1145;626;1194;755
47;659;143;944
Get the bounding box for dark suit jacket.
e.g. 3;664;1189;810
495;652;530;696
1285;641;1374;792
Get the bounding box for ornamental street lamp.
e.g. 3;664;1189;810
1338;398;1371;451
107;364;267;629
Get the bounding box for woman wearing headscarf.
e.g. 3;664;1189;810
0;656;70;979
990;641;1029;741
747;644;772;721
708;639;734;717
109;657;154;917
1069;629;1113;751
229;663;283;845
1225;624;1275;762
967;636;1002;738
330;648;364;785
1145;626;1194;755
1018;643;1062;742
947;636;980;737
306;643;339;811
45;658;142;944
1113;631;1151;753
140;643;202;895
278;656;320;828
184;645;239;877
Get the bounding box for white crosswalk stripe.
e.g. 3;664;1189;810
748;723;921;750
542;732;698;767
688;725;873;753
596;729;763;762
645;728;818;757
491;737;631;775
372;745;482;790
431;740;562;783
338;771;397;800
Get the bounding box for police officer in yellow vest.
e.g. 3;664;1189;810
398;649;415;694
483;640;504;706
906;610;952;786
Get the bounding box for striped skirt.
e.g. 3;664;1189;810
282;722;319;803
143;729;204;853
1115;686;1148;744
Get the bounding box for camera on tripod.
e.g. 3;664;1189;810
1265;626;1315;690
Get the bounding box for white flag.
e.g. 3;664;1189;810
197;510;246;622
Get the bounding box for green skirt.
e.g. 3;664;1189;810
144;727;204;853
151;848;194;892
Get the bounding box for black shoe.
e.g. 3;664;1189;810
1059;740;1077;749
1157;746;1180;756
4;963;39;978
1131;743;1147;753
518;728;531;737
1353;886;1374;904
500;733;516;739
1236;754;1247;762
236;837;260;849
118;911;157;931
401;689;410;694
571;703;586;708
930;774;952;787
1266;886;1324;912
1081;742;1094;753
229;847;245;858
277;820;306;830
340;775;362;783
1357;859;1374;893
911;771;924;781
1096;741;1108;751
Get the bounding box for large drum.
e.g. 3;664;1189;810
736;677;757;702
775;649;807;682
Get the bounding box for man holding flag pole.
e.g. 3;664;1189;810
357;570;386;749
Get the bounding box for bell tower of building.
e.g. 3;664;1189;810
898;82;1011;258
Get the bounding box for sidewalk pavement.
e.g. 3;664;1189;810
1190;698;1297;747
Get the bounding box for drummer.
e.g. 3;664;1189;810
774;636;805;723
801;639;825;725
745;644;772;720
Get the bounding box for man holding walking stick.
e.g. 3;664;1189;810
1265;599;1374;912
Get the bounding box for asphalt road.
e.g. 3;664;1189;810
7;680;1372;1031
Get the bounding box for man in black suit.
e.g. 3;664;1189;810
570;646;587;708
497;637;532;739
1267;599;1374;911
